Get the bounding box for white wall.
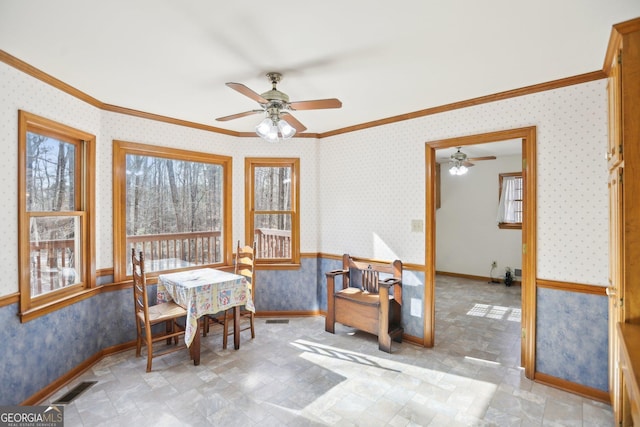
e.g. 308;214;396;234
0;59;610;297
436;154;522;278
0;61;320;296
318;81;609;287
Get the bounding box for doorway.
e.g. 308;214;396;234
424;127;537;379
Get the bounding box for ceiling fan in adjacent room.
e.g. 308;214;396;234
216;72;342;141
444;147;496;175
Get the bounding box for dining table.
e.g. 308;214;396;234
157;268;254;366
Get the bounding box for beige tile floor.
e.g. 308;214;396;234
45;276;613;426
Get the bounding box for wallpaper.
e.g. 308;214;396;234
0;61;609;294
97;112;321;270
0;289;133;405
0;60;321;294
318;81;609;286
0;59;611;402
0;63;101;296
536;287;608;391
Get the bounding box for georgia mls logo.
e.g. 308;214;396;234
0;405;64;427
44;405;63;419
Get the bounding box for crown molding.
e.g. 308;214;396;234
0;49;608;139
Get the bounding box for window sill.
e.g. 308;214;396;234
498;223;522;230
19;287;99;323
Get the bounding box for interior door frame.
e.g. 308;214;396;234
424;126;537;379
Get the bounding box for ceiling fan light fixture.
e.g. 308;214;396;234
448;147;469;175
256;117;273;136
277;118;296;139
449;162;468;175
256;117;279;142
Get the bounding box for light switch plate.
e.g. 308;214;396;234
411;219;423;233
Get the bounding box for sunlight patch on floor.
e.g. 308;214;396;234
287;338;498;423
466;303;521;322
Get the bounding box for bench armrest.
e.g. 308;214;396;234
326;269;349;278
379;277;402;305
379;277;401;288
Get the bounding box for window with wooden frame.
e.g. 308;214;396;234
112;141;233;282
18;111;96;322
245;158;300;267
498;172;523;229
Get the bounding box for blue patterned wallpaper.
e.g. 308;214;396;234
536;287;608;391
254;257;321;312
0;289;134;405
0;257;608;405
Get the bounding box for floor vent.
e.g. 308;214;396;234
265;319;289;324
52;381;97;404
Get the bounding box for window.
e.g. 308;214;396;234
498;172;523;229
246;158;300;267
18;111;95;321
113;141;232;281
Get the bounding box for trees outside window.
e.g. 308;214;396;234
18;111;95;321
113;141;232;281
245;158;300;266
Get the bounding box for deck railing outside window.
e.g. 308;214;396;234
31;229;293;292
254;228;291;259
126;231;222;274
30;238;76;295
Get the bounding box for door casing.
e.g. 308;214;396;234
424;126;537;379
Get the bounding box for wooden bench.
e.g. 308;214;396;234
325;254;403;353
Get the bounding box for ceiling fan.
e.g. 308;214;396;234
215;72;342;136
444;147;496;175
448;147;496;167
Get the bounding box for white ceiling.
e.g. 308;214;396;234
1;1;639;135
436;139;522;163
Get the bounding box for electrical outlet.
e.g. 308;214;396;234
491;261;497;268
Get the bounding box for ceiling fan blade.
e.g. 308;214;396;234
226;82;269;104
289;98;342;110
463;161;475;167
280;112;307;132
215;110;262;121
466;156;497;162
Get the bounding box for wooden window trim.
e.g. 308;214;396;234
245;157;300;268
18;111;96;322
112;140;233;282
498;172;523;230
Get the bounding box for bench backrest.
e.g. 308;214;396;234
342;254;402;294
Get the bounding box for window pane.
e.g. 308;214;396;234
498;174;523;227
30;216;81;297
125;154;224;273
254;213;291;258
26;132;76;212
254;167;291;211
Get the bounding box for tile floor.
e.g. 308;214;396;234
44;276;613;426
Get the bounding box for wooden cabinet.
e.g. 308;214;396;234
607;47;622;169
609;166;624;421
619;323;640;426
607;17;640;426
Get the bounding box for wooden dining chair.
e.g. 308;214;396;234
203;241;256;348
131;248;188;372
